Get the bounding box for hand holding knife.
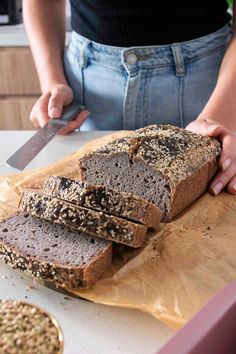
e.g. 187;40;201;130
6;101;88;171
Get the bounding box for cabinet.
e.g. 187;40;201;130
0;47;41;129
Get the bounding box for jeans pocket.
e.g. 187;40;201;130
63;45;84;104
182;45;228;127
144;67;184;128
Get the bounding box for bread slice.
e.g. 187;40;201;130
20;190;148;248
0;212;112;288
44;175;162;229
78;124;221;222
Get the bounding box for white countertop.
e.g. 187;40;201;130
0;24;71;47
0;131;175;354
0;24;30;46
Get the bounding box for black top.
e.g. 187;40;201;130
70;0;231;46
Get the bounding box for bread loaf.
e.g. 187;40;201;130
20;190;149;247
78;124;221;222
0;213;112;288
44;175;162;229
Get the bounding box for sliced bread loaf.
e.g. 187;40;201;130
0;212;112;288
20;190;148;247
78;124;221;222
43;175;162;229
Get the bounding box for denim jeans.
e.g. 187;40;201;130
63;23;231;131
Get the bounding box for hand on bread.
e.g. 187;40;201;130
186;118;236;196
30;84;90;134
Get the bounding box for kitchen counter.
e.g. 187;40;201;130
0;24;71;47
0;0;71;47
0;131;175;354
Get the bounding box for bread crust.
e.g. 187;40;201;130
78;125;221;221
20;191;148;247
167;158;219;221
0;213;112;288
44;175;162;229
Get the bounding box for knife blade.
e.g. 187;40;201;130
6;101;85;171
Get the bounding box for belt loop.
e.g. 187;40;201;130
121;49;128;73
79;38;91;68
171;43;185;77
79;38;91;105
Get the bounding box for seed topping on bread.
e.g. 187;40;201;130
94;125;221;182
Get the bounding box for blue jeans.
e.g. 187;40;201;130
63;23;231;131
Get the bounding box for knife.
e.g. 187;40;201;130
6;101;85;171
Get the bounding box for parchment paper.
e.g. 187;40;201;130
1;131;236;329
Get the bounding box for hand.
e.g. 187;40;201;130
186;118;236;196
30;84;90;134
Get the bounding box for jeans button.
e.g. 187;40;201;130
126;53;137;65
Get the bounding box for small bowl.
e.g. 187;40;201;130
0;299;63;353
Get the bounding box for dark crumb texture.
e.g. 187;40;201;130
0;213;112;288
44;175;161;228
78;124;221;221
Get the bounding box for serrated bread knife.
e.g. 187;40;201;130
6;101;85;171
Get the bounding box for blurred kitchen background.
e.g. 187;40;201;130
0;0;71;130
0;0;233;130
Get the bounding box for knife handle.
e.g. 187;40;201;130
60;101;85;123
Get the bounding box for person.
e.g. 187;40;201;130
23;0;236;196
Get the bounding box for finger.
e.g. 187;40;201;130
195;125;236;172
48;85;74;119
30;114;40;129
205;125;228;139
187;120;235;172
197;121;233;140
59;110;90;135
185;120;207;135
48;92;64;119
210;160;236;195
30;108;50;128
218;133;236;171
37;111;51;128
186;119;222;137
30;93;50;128
226;174;236;195
30;105;41;129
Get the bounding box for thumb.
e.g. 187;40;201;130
204;124;225;138
48;86;73;119
48;91;64;119
186;119;221;137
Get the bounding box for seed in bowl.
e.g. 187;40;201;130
0;300;63;354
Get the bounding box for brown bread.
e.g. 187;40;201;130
0;213;112;288
78;124;221;222
20;190;149;248
44;175;162;229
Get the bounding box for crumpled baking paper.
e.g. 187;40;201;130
0;131;236;329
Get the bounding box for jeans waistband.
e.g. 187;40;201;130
68;23;231;73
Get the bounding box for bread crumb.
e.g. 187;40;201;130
26;284;36;290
